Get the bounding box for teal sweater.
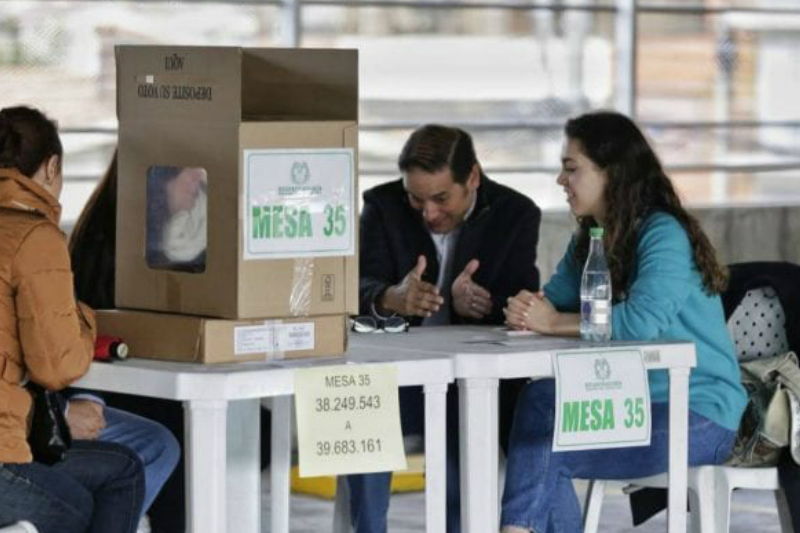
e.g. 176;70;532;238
545;212;746;431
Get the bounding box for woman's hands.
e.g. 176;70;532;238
503;290;558;334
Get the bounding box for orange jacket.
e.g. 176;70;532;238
0;167;96;463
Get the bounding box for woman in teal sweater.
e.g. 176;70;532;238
500;111;746;533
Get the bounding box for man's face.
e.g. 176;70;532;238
403;165;479;234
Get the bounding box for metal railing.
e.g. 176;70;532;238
35;0;800;183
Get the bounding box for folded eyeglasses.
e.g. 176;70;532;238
350;316;410;334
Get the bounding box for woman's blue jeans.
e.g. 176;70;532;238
100;406;181;513
501;379;736;533
0;440;145;533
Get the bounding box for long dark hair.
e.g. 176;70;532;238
0;105;63;177
69;151;117;309
565;111;727;298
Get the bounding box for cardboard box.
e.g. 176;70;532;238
97;309;347;364
115;46;359;319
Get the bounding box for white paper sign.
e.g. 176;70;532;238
553;349;651;452
234;321;315;357
294;364;406;477
243;148;355;260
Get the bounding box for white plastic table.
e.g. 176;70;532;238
352;325;697;533
75;344;453;533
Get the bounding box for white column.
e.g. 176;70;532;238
459;377;500;533
185;399;228;533
226;399;261;533
281;0;301;47
424;383;449;533
712;17;733;202
615;0;638;117
271;395;293;533
532;0;556;96
565;0;593;104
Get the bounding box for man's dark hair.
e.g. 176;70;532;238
398;124;478;184
0;105;62;178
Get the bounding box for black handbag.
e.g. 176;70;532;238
26;382;72;465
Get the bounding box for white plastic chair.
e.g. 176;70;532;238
0;522;38;533
583;279;798;533
582;466;793;533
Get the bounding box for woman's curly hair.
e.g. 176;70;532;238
564;111;727;300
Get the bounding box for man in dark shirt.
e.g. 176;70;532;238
345;124;542;533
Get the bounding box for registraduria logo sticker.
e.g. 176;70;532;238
594;357;611;381
291;161;311;185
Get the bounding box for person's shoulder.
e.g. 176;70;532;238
482;176;540;215
4;215;67;278
18;218;66;253
363;178;404;205
641;211;684;236
0;207;54;247
639;211;691;251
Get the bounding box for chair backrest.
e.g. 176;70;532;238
723;261;800;359
727;286;789;361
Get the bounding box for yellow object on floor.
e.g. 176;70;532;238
290;454;425;499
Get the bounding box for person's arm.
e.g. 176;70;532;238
13;223;95;390
505;289;580;336
359;192;442;318
359;193;395;316
543;238;582;313
611;215;695;341
538;304;580;336
484;204;542;324
66;398;106;440
504;238;582;336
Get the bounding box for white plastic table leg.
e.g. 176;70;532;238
185;399;228;533
582;479;606;533
459;377;500;533
226;399;261;533
424;383;448;533
668;367;691;533
271;395;293;533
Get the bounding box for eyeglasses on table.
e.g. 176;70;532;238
350;316;410;334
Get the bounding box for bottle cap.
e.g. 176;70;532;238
113;342;130;360
589;227;604;238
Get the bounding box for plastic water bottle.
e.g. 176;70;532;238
580;227;612;342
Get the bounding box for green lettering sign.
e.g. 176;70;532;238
299;209;313;238
603;399;615;429
252;206;271;239
252;204;315;240
323;204;347;237
590;400;603;430
579;400;590;431
562;401;580;433
272;206;284;238
624;397;645;429
284;206;298;238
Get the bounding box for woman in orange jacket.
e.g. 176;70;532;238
0;105;144;533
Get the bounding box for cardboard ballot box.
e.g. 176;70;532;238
115;45;359;319
97;309;347;363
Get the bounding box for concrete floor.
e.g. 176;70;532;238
261;475;786;532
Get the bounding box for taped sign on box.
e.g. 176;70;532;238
244;148;355;260
233;321;315;359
